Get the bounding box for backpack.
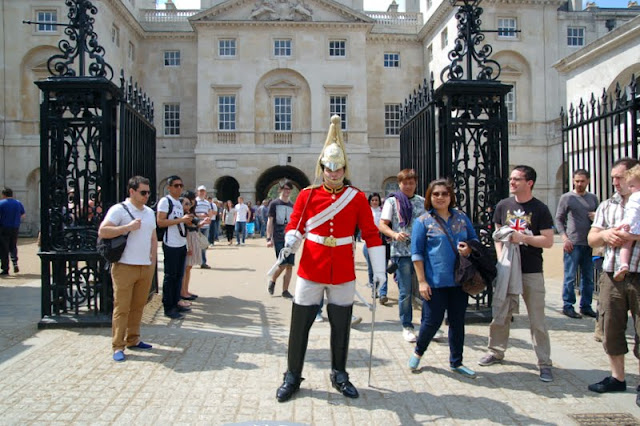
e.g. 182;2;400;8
97;203;136;263
155;196;173;243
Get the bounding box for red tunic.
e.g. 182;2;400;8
286;185;382;285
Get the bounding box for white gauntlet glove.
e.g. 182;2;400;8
368;245;387;285
284;230;303;255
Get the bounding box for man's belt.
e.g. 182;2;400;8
307;233;353;247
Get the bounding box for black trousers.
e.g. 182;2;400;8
0;226;19;273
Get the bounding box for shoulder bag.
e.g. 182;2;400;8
97;203;136;263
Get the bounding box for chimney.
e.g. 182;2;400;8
387;0;399;13
570;0;582;11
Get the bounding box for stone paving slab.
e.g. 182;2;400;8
0;237;639;424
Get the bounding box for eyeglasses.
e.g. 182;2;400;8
432;191;450;198
172;183;184;188
138;190;150;196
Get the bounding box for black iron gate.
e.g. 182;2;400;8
32;0;156;327
561;76;639;201
399;0;512;321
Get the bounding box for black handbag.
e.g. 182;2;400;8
432;214;486;296
97;203;136;263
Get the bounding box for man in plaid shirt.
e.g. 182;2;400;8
588;157;640;406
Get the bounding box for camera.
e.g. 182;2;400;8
191;216;201;226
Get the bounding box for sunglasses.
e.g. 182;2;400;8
138;190;150;196
432;191;450;197
172;183;184;188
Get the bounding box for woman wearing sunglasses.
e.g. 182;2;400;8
408;178;478;378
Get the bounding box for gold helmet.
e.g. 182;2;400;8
316;115;350;179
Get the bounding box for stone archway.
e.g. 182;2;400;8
255;166;310;202
215;176;240;204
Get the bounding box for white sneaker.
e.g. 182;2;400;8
351;315;362;326
315;313;324;322
403;328;417;343
434;329;445;341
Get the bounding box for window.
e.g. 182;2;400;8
505;87;516;121
384;53;400;68
329;40;346;57
128;42;135;61
164;50;181;66
427;44;433;62
441;28;448;48
274;97;292;131
330;96;347;130
36;10;57;32
384;104;402;135
164;104;180;136
498;18;517;38
111;25;120;46
567;27;585;47
219;39;237;57
274;39;291;57
218;96;236;130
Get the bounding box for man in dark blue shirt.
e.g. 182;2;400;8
0;188;25;275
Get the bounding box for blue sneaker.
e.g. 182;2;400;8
113;350;125;362
127;341;152;350
451;365;476;378
408;353;421;370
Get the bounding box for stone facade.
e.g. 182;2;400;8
1;0;639;234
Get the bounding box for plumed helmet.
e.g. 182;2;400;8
316;115;350;179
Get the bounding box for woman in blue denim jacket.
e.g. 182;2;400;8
408;178;478;377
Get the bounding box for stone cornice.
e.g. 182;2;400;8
189;0;373;25
367;33;419;43
141;32;197;40
481;0;565;5
553;14;640;73
190;20;374;30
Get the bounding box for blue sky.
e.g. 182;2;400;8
167;0;634;10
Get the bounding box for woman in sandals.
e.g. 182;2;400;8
408;178;478;378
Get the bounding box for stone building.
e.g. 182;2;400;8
1;0;639;234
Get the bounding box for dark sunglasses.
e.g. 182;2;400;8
172;183;184;188
138;190;150;196
432;191;450;197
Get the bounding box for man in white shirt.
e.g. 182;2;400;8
195;185;214;268
98;176;157;362
234;196;250;245
157;175;193;319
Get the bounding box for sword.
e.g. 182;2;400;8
367;279;377;387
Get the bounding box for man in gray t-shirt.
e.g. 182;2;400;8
555;169;599;319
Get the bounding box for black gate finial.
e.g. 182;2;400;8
25;0;113;79
440;0;502;83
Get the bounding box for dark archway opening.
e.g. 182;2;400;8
255;166;311;202
215;176;240;204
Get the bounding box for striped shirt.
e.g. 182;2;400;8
591;192;640;272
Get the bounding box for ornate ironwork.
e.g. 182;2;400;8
560;74;639;203
25;0;113;79
440;0;501;83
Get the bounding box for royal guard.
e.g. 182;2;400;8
275;115;387;402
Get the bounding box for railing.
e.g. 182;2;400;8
273;132;292;144
364;11;423;27
140;9;200;22
217;132;237;144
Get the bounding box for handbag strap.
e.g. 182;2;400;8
431;213;458;258
120;202;136;222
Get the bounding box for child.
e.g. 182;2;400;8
614;165;640;281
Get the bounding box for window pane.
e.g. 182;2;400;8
274;97;292;131
274;39;291;57
384;53;400;68
37;11;57;32
164;50;180;66
329;40;346;57
218;96;236;130
164;104;180;136
219;39;237;56
330;96;347;129
567;27;584;46
385;104;401;135
498;18;517;38
505;88;516;122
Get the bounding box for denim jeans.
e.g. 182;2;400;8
415;285;468;367
363;244;387;297
394;256;415;329
562;245;594;310
200;228;209;265
161;244;187;313
235;221;247;244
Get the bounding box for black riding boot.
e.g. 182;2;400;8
327;303;359;399
276;303;319;402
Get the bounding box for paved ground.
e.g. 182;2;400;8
1;236;640;425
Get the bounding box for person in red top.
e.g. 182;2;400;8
275;115;386;402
